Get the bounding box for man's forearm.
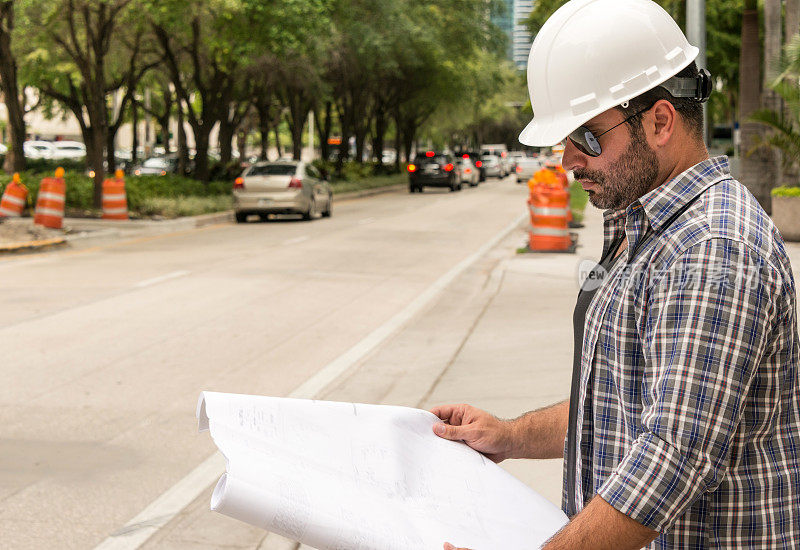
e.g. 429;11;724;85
542;495;659;550
509;400;569;459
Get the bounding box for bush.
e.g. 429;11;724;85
772;185;800;197
0;170;233;216
134;196;233;218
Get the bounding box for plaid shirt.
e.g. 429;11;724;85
567;156;800;548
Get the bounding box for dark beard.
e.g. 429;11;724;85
573;123;660;210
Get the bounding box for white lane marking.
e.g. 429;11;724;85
282;236;309;246
357;217;375;225
93;211;527;550
133;270;190;289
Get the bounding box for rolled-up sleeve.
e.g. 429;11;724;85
597;238;780;532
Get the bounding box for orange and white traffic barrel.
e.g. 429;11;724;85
34;167;66;229
528;181;573;252
0;173;29;217
102;169;129;220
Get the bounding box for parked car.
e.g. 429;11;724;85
480;154;504;178
23;140;56;159
515;156;542;183
52;141;86;160
407;151;461;193
233;161;332;222
133;156;180;176
458;155;480;187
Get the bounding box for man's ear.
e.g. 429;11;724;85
649;99;677;147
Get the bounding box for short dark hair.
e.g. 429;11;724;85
615;62;704;141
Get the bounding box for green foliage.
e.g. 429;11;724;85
771;186;800;197
748;33;800;173
0;171;231;215
135;196;233;218
569;178;589;220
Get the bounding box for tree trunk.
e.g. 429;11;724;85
314;101;332;161
177;101;189;175
762;0;783;193
218;117;236;165
274;125;283;158
372;107;387;168
88;126;105;208
193;122;212;182
0;3;26;172
237;130;247;164
131;101;140;166
739;7;772;211
259;123;270;160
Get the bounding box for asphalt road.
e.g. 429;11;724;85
0;176;530;549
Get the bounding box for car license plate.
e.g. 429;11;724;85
424;165;438;173
258;199;272;206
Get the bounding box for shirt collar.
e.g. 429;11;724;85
633;156;731;233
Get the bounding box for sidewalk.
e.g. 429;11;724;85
135;206;606;549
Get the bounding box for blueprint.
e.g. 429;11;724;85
197;391;568;549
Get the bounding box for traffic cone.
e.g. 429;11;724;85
528;179;574;252
0;173;29;217
34;167;66;229
102;169;129;220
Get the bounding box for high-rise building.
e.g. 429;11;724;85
513;0;534;69
491;0;535;70
493;0;515;65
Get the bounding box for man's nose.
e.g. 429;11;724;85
560;138;586;172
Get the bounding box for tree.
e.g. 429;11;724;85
19;0;159;206
0;0;27;172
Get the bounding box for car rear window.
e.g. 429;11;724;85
247;164;297;176
415;155;449;164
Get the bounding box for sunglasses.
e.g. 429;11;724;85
565;104;654;157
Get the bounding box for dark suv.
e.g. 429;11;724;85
407;152;462;193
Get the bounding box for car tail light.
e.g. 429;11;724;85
465;168;471;174
516;166;522;173
234;177;244;189
425;151;435;157
443;163;454;172
462;154;469;158
407;164;417;172
475;161;482;168
288;176;303;189
501;151;507;158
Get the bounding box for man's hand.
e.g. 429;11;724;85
443;543;471;550
430;404;517;462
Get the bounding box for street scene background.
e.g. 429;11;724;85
2;0;800;548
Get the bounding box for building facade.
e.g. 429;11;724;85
492;0;534;70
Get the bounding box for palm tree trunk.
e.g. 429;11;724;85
740;5;772;211
784;0;800;186
763;0;783;191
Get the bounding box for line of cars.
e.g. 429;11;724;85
405;146;526;193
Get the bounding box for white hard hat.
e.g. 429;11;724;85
519;0;699;146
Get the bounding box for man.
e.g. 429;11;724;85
433;0;800;548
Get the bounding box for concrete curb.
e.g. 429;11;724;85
0;236;67;253
334;183;405;200
0;184;401;253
